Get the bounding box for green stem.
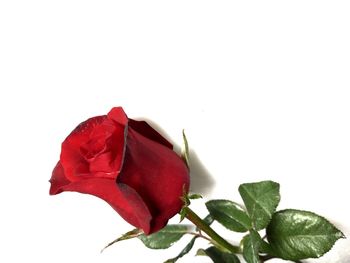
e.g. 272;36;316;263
183;207;240;254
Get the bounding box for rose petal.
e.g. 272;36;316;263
55;176;152;233
107;107;128;126
61;116;107;181
118;128;189;233
128;119;173;149
66;116;107;148
49;162;71;195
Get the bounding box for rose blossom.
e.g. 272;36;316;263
50;107;190;234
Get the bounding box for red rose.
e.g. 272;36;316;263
50;107;190;234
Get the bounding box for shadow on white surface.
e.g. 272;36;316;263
188;149;216;196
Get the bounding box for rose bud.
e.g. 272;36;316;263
49;107;190;234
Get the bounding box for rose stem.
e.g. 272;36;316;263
183;207;240;254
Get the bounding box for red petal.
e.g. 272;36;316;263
66;116;107;148
60;116;107;182
118;128;190;234
49;161;71;195
55;176;152;233
128;119;173;149
61;115;126;180
107;107;128;126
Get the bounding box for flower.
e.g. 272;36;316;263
50;107;190;234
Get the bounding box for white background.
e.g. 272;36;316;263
1;1;350;262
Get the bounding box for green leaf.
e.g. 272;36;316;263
197;246;241;263
164;236;197;263
239;180;280;230
101;228;142;252
196;248;207;256
203;214;214;225
188;193;203;200
179;207;187;222
181;129;190;167
266;209;344;260
138;225;189;249
179;187;191;223
206;199;252;232
259;240;274;255
242;230;262;263
166;214;216;262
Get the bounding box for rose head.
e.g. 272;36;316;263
50;107;190;234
